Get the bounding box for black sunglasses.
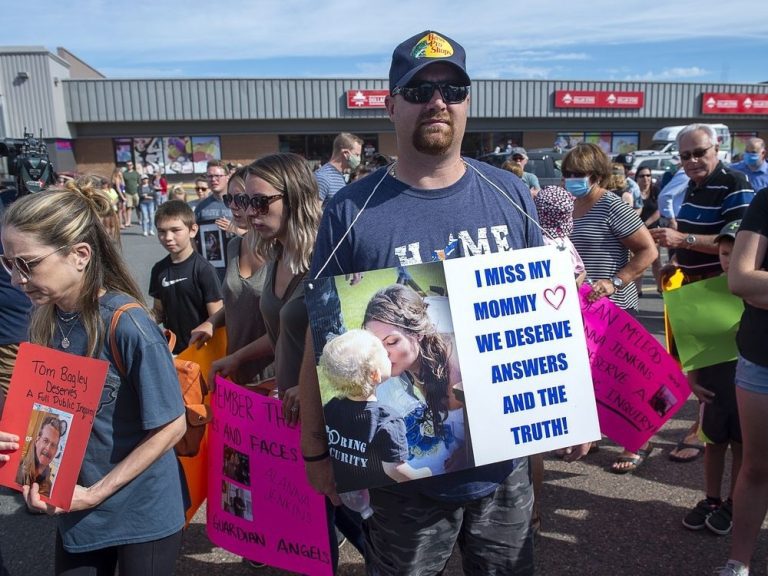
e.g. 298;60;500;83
679;145;713;162
563;171;588;178
391;82;470;105
223;193;284;214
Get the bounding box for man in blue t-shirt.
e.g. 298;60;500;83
300;31;542;576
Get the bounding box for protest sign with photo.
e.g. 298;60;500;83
207;376;331;576
580;284;690;452
0;343;108;510
306;245;600;493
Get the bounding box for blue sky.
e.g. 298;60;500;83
4;0;766;84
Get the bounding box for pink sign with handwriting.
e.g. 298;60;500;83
579;285;689;452
207;376;331;575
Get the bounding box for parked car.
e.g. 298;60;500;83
477;149;563;188
614;151;680;185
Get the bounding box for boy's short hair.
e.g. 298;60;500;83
154;200;196;228
320;329;389;399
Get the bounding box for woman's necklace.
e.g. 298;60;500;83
55;309;81;350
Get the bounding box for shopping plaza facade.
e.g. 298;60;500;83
1;46;767;182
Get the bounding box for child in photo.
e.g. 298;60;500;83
682;219;742;536
321;329;432;490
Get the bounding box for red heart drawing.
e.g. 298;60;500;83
543;286;566;310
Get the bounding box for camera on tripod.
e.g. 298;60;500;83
0;130;57;195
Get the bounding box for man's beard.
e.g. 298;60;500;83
412;115;454;156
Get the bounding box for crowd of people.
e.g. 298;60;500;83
0;29;767;576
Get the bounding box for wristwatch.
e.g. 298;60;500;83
685;234;696;246
610;276;624;290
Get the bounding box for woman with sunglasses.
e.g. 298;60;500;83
635;167;662;294
190;167;273;387
0;181;186;575
562;143;658;473
209;154;322;425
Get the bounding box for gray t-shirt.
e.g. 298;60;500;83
223;237;273;384
56;292;185;552
309;158;543;502
259;259;307;394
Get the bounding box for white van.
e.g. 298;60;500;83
650;124;731;162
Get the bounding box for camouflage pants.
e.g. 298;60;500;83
364;459;534;576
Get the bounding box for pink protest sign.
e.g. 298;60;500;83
579;286;689;452
207;377;332;575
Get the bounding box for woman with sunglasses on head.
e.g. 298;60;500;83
562;143;658;473
0;180;186;575
190;167;273;387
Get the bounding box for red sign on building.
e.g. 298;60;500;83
554;90;644;109
346;90;389;109
701;93;768;115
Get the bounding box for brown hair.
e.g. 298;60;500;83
561;143;613;187
244;153;322;275
155;200;196;228
363;284;450;433
2;180;145;357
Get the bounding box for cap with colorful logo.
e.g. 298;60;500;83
715;219;741;243
389;31;470;92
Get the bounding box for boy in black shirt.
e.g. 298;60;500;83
682;220;743;536
320;329;432;492
149;201;223;353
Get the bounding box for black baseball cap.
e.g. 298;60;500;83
389;30;470;91
715;220;741;243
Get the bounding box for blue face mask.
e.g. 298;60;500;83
564;177;592;198
744;152;762;167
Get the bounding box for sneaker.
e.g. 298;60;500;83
142;231;148;237
717;559;749;575
149;230;155;236
706;499;733;535
683;498;719;530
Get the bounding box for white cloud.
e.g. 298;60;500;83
624;67;710;81
1;0;764;82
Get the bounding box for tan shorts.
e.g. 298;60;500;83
125;193;138;209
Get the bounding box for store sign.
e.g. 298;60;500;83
701;92;768;115
554;90;644;109
346;90;388;109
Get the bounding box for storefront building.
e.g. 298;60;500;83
2;46;767;183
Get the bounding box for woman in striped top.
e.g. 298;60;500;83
562;143;658;473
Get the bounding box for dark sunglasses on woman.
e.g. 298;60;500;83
223;193;284;214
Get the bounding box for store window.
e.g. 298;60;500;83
278;134;379;169
112;136;222;175
463;132;523;157
555;132;639;154
732;132;758;159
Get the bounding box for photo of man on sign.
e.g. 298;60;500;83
15;407;70;497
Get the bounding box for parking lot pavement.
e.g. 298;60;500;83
1;242;766;575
